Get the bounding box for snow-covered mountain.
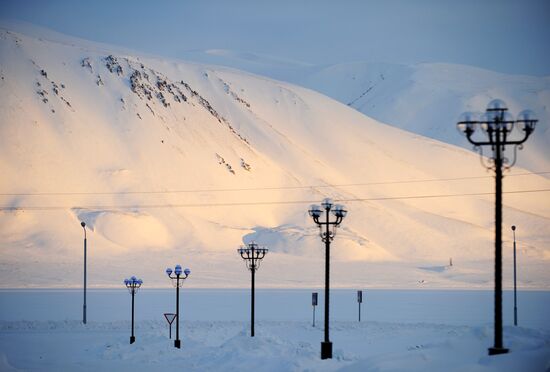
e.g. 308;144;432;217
0;27;548;289
182;50;550;171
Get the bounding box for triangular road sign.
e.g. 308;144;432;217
164;313;177;324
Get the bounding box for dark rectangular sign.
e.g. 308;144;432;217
312;292;318;306
357;290;363;303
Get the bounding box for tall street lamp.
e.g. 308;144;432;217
238;241;268;337
124;276;143;344
81;221;87;324
166;264;190;349
457;99;537;355
308;198;347;359
512;225;518;326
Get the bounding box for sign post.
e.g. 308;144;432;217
164;313;177;339
357;290;363;322
312;292;318;327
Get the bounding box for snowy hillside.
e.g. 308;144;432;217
181;50;550;171
0;27;549;289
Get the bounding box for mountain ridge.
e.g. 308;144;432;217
0;27;548;289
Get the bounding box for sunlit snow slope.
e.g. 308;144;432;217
0;28;549;288
183;50;550;171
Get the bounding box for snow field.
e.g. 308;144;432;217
1;320;549;371
1;289;549;370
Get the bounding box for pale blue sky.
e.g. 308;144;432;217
2;0;549;75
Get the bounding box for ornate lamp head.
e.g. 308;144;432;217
457;111;479;135
516;110;537;133
457;99;538;171
332;204;347;219
309;199;347;242
321;198;334;210
166;265;190;287
238;242;268;272
308;204;322;220
124;276;143;293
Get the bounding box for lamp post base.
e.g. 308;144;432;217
130;336;135;344
174;339;181;349
488;347;509;355
321;342;332;359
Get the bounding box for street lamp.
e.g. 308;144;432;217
308;198;347;359
512;225;518;326
457;99;537;355
124;276;143;344
165;264;190;348
238;241;268;337
81;221;87;324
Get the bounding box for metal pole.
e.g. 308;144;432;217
489;128;508;355
175;276;181;348
83;225;87;325
251;260;255;337
457;102;536;356
313;305;315;327
359;302;361;322
321;208;332;359
130;289;135;344
513;227;517;326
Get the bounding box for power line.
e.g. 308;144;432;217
1;188;548;211
1;171;548;197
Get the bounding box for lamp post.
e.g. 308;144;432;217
81;221;87;324
166;264;190;348
238;241;268;337
512;225;517;326
124;276;143;344
457;99;537;355
308;198;347;359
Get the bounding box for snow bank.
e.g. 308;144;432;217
0;320;548;371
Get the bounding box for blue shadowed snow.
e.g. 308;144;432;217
0;289;548;371
0;289;548;330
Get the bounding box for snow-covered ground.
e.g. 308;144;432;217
0;289;549;371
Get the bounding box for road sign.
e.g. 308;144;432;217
164;313;177;339
164;313;177;324
357;291;363;322
312;292;318;327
